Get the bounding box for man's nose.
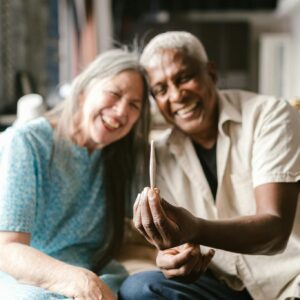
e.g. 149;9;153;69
168;84;181;102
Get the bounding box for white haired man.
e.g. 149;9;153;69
119;31;300;300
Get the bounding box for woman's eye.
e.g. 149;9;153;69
130;102;141;110
107;90;120;97
111;91;119;97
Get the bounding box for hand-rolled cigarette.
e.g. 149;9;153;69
150;140;156;189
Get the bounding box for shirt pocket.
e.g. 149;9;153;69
230;171;256;215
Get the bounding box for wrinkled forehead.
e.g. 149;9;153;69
146;49;202;81
147;48;187;68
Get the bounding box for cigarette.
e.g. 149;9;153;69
150;140;156;189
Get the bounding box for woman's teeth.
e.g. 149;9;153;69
176;102;198;116
102;115;121;129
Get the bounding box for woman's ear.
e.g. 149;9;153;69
206;62;218;84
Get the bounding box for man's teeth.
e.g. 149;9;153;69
102;115;121;129
176;102;197;116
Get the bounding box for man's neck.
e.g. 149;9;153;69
191;133;217;150
190;119;218;150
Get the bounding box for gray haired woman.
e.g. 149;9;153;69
0;48;150;299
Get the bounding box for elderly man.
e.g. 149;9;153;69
119;31;300;300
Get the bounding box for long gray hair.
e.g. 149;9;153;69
46;48;150;271
47;48;149;142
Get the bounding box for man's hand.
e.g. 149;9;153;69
133;187;201;249
156;243;215;283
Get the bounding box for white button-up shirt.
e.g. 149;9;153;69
155;90;300;300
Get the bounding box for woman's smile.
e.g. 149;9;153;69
101;114;122;130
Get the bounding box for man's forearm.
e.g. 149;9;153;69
195;214;288;255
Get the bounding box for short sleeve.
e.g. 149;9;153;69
252;100;300;187
0;129;37;232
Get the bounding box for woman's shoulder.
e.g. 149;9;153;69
16;116;52;135
1;117;54;154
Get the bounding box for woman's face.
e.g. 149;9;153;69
78;70;144;150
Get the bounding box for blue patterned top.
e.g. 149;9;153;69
0;117;121;272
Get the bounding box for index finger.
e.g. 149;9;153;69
140;187;161;243
148;189;172;242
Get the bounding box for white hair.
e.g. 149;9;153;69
140;31;208;67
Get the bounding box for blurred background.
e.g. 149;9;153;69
0;0;299;130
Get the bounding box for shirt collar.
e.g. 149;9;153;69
168;89;242;141
217;90;242;136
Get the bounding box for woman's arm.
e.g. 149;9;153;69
0;231;116;300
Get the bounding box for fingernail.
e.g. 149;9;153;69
142;188;148;198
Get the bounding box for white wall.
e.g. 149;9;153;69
95;0;113;52
289;9;300;98
277;0;300;98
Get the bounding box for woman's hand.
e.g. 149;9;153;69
0;232;116;300
156;243;215;283
54;267;116;300
133;187;201;249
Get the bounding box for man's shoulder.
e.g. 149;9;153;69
220;89;271;105
219;89;290;118
220;89;283;106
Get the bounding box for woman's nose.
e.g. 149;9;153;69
113;100;129;119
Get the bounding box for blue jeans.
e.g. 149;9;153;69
118;270;252;300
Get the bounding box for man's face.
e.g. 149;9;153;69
146;49;218;139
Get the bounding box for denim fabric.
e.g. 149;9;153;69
119;270;253;300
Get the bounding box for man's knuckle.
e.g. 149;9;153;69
179;266;191;276
135;223;144;232
133;220;140;228
143;221;156;232
153;217;167;228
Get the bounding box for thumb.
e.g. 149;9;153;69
160;198;179;214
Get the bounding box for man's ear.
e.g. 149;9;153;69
206;62;218;84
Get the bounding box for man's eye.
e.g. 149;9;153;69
152;85;166;97
178;73;192;83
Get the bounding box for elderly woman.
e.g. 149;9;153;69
0;48;150;299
